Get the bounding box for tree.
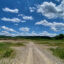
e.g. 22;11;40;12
55;34;64;39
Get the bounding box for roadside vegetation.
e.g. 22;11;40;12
0;42;24;59
32;34;64;59
50;47;64;59
0;34;64;60
34;40;64;59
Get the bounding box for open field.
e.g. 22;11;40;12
0;41;25;58
0;39;64;64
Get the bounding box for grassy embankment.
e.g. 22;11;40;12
0;42;24;59
34;39;64;59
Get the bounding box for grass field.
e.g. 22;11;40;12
50;47;64;59
0;42;24;59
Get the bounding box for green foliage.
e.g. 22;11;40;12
55;34;64;39
14;42;24;46
0;43;15;58
0;42;24;58
3;49;14;58
50;47;64;59
34;39;64;59
34;39;64;47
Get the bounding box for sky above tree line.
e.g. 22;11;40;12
0;0;64;37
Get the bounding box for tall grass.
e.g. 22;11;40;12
34;39;64;59
34;39;64;47
0;43;14;58
50;47;64;59
0;42;24;58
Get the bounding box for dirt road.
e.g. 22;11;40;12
0;42;63;64
25;42;63;64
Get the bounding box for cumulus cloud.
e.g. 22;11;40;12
19;27;30;32
0;30;56;37
1;17;21;22
1;26;16;32
23;16;33;20
18;14;33;20
39;31;57;37
15;31;57;37
18;14;24;16
2;7;19;13
35;19;64;32
26;31;38;36
37;0;64;19
1;31;9;34
56;0;61;2
29;7;36;12
12;31;38;36
0;31;9;36
0;31;17;36
26;31;56;37
14;24;19;26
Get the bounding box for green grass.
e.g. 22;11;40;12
34;39;64;59
0;43;14;58
3;49;14;58
34;39;64;47
12;42;25;46
50;47;64;59
0;42;24;58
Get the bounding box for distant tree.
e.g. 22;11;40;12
59;34;64;39
55;34;64;39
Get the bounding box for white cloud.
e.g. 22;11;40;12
18;14;24;16
29;7;36;12
39;31;57;37
26;31;38;36
19;27;30;32
0;30;56;37
2;7;19;13
37;0;64;19
15;31;57;37
31;31;57;37
56;0;61;2
23;16;33;20
14;24;19;26
1;26;16;32
18;14;33;20
30;31;38;36
1;17;21;22
0;31;9;36
13;31;37;36
0;31;16;36
35;19;64;32
1;31;9;34
21;20;26;22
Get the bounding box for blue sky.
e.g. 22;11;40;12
0;0;64;37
